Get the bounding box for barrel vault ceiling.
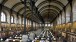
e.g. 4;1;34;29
0;0;68;23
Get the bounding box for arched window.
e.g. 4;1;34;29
11;16;14;23
1;12;6;22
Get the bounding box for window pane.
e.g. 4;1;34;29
59;15;61;24
1;12;6;22
11;16;14;23
57;17;61;24
73;6;76;21
62;12;65;24
66;14;70;23
66;5;71;23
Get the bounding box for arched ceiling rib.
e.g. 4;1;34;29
26;12;31;16
42;12;56;22
57;0;68;5
40;8;59;14
38;2;63;11
18;6;30;14
11;2;23;9
39;5;61;13
18;7;25;14
40;9;58;15
4;0;21;8
19;9;31;14
42;12;57;17
11;2;30;12
22;10;31;16
14;4;24;12
22;9;31;15
36;1;64;8
11;2;30;9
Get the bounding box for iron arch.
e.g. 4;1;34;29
39;5;61;13
37;0;64;8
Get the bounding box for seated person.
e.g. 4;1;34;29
40;38;45;42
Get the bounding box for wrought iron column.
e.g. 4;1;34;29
69;0;73;23
0;4;2;31
63;6;66;31
0;4;2;40
31;20;33;31
35;22;36;30
68;0;73;32
70;0;73;32
30;0;35;31
23;0;27;34
9;9;12;32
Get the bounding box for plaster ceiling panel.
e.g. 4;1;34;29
20;9;25;14
35;0;45;7
39;8;59;14
13;4;24;12
41;10;57;15
57;0;68;5
0;0;3;4
4;0;20;8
